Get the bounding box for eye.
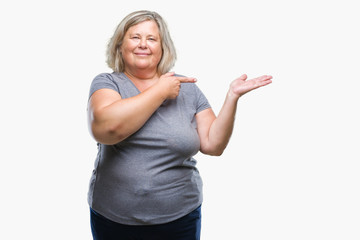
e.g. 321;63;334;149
132;36;140;39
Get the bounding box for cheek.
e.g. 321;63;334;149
121;41;136;53
153;45;163;57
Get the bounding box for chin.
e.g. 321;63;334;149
135;63;157;70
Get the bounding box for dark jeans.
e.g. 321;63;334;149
90;205;201;240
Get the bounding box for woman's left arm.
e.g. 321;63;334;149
196;74;272;156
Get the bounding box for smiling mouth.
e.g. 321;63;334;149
135;53;150;56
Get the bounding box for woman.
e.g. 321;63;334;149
87;10;272;240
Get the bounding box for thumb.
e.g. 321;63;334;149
238;74;247;81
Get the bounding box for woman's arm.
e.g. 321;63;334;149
88;72;196;145
196;74;272;156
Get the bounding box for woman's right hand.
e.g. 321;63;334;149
88;72;197;144
156;72;197;99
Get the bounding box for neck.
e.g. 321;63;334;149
124;67;159;81
123;68;160;92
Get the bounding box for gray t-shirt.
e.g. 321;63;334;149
87;72;211;225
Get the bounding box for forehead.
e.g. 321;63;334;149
127;20;160;35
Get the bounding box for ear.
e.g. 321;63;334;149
117;47;122;55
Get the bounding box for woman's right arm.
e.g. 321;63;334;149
87;72;196;145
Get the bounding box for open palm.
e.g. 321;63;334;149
230;74;272;98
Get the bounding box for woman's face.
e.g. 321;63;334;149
121;20;162;74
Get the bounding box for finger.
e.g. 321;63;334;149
253;75;272;82
259;79;272;86
163;72;175;77
260;75;272;80
233;74;247;82
237;74;247;81
178;77;197;83
262;75;272;81
257;76;272;86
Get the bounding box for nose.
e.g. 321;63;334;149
138;38;147;49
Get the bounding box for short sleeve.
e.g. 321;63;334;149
194;84;211;113
88;73;120;99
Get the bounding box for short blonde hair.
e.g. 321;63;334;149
106;10;177;74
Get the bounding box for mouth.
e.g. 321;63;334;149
134;53;150;56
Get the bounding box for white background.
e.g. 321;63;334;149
1;0;359;239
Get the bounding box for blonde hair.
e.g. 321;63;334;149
106;10;177;74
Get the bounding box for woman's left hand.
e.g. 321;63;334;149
196;73;272;156
229;74;272;99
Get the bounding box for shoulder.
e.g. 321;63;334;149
180;82;201;96
91;72;130;89
89;72;122;98
93;72;126;82
174;73;201;92
91;72;114;84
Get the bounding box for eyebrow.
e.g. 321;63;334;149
130;33;158;38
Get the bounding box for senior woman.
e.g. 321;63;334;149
87;10;272;240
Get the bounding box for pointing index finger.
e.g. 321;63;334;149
178;76;197;83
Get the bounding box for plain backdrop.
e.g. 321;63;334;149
1;0;359;239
